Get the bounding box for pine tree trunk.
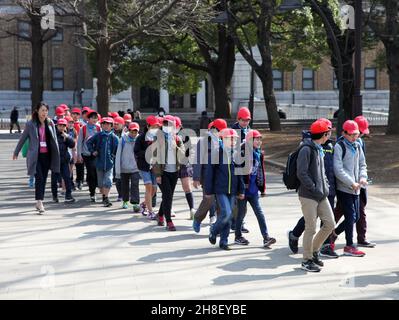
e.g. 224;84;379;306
30;15;44;112
386;44;399;135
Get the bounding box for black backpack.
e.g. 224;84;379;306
283;144;315;190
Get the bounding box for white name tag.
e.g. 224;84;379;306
40;141;47;148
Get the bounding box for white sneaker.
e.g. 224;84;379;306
35;201;45;215
209;216;217;225
189;208;196;220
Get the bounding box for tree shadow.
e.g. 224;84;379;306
129;233;208;246
348;272;399;288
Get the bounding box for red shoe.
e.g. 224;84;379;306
157;215;165;226
166;221;176;231
344;246;365;257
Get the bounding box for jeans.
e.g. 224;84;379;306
97;169;113;189
158;171;178;223
211;194;235;247
51;162;73;199
292;195;335;239
236;194;268;239
334;190;360;246
82;155;97;196
121;172;140;203
35;153;51;200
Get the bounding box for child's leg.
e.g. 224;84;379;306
214;194;234;246
181;177;194;210
130;172;140;204
356;188;368;243
61;163;73;199
144;184;153;212
235;198;247;239
247;195;268;237
121;173;130;203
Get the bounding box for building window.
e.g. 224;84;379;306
302;68;314;90
52;27;63;42
333;72;338;90
18;21;30;40
364;68;377;90
19;68;31;91
273;69;283;91
52;68;64;90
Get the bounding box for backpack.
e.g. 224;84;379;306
82;124;101;140
283;144;315;190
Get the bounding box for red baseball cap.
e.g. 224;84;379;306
82;106;91;113
108;112;119;118
219;128;239;139
59;104;69;111
237;107;251;120
65;116;73;122
211;118;228;131
55;106;66;116
174;116;182;129
101;117;114;124
208;121;214;130
310;120;330;134
87;110;98;118
246;129;262;140
146;115;160;127
354;116;370;135
57;118;68;126
163;115;176;127
343;120;360;135
128;122;140;131
123;113;132;122
71;108;81;114
318;117;333;130
113;117;125;125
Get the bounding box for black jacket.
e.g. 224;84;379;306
56;130;75;164
134;132;152;172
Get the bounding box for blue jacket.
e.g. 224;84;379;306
193;133;220;183
87;131;119;171
204;146;245;196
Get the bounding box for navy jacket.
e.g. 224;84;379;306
231;122;250;143
56;130;75;164
204;146;245;196
87;131;119;171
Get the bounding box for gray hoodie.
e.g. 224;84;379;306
334;139;367;195
296;139;330;202
115;133;139;178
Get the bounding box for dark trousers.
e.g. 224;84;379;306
51;162;72;199
292;195;335;238
82;155;97;196
10;121;21;133
35;153;51;200
194;188;216;223
75;162;84;183
335;188;367;243
121;172;140;203
334;190;360;246
158;171;178;223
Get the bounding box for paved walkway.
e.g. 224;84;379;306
0;137;398;300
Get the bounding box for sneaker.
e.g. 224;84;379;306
320;245;339;258
209;216;217;225
357;240;376;248
90;195;96;203
140;202;147;216
52;197;59;203
288;231;299;254
166;221;176;231
64;197;76;204
132;204;141;213
192;219;201;233
122;201;129;209
301;260;321;272
102;195;106;204
343;245;366;257
312;251;324;267
148;211;157;220
35;202;45;215
208;230;217;245
104;199;112;207
235;236;249;245
219;244;231;251
263;236;276;248
189;208;196;220
157;215;165;226
241;224;249;233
